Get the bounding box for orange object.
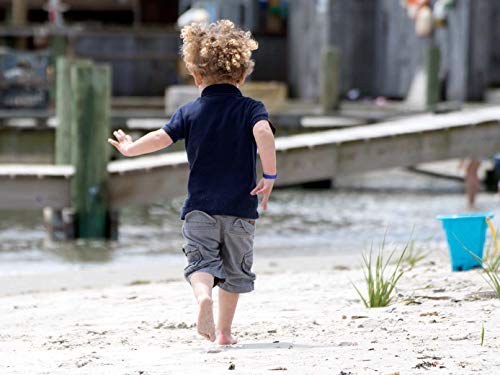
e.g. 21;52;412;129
406;0;429;5
404;0;430;20
415;5;433;37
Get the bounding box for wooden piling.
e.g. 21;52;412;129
425;45;441;110
321;47;341;113
11;0;27;27
49;38;69;104
55;57;73;165
46;57;72;241
11;0;28;49
70;61;112;239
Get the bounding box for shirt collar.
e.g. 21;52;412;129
201;83;242;97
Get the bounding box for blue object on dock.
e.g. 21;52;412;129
436;213;494;271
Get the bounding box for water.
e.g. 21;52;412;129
1;169;499;276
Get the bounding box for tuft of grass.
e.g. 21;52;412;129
480;324;485;346
455;235;500;300
481;261;500;300
352;237;409;308
483;237;500;272
404;240;428;269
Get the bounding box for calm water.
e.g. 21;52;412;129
1;169;499;276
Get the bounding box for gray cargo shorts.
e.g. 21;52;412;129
181;210;257;293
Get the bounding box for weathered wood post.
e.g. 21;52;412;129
44;57;75;240
70;60;112;239
49;35;68;103
48;57;116;240
425;44;441;110
321;47;341;113
11;0;27;27
55;57;73;165
11;0;28;49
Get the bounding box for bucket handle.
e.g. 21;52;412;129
485;217;499;258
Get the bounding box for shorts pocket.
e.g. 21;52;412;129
229;218;256;236
241;251;255;278
182;243;202;268
184;210;217;231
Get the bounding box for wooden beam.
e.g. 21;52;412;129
0;128;54;163
0;177;70;209
0;0;136;11
0;165;72;209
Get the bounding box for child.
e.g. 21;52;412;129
108;20;277;345
459;158;481;209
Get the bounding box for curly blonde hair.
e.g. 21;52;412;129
180;20;258;85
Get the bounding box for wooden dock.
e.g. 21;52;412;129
1;106;499;210
0;101;374;163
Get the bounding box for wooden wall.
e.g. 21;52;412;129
443;0;492;101
74;31;180;96
373;0;428;99
329;0;377;97
288;0;500;101
288;0;328;99
252;35;287;82
73;30;286;96
490;2;500;86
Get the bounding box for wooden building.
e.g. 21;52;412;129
0;0;179;26
0;0;287;97
2;1;498;102
288;0;500;102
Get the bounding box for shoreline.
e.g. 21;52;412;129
0;252;363;297
1;251;499;374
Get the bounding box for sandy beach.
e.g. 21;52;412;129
1;250;499;375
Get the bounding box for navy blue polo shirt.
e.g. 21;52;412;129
162;83;274;220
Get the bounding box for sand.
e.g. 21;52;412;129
1;252;499;375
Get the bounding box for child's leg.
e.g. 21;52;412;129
216;288;239;345
465;159;481;208
217;216;257;344
190;272;216;342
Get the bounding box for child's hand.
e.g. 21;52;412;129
250;178;275;210
108;129;133;156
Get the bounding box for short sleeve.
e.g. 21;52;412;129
249;100;276;134
162;108;185;143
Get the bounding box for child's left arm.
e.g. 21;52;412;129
108;128;173;157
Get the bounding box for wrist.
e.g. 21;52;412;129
123;144;134;157
263;172;277;180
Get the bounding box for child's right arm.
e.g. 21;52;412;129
250;120;276;210
108;128;173;157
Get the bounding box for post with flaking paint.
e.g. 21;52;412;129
321;47;341;113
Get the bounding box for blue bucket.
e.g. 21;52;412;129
436;213;494;271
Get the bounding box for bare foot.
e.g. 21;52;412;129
216;331;238;345
197;296;215;342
